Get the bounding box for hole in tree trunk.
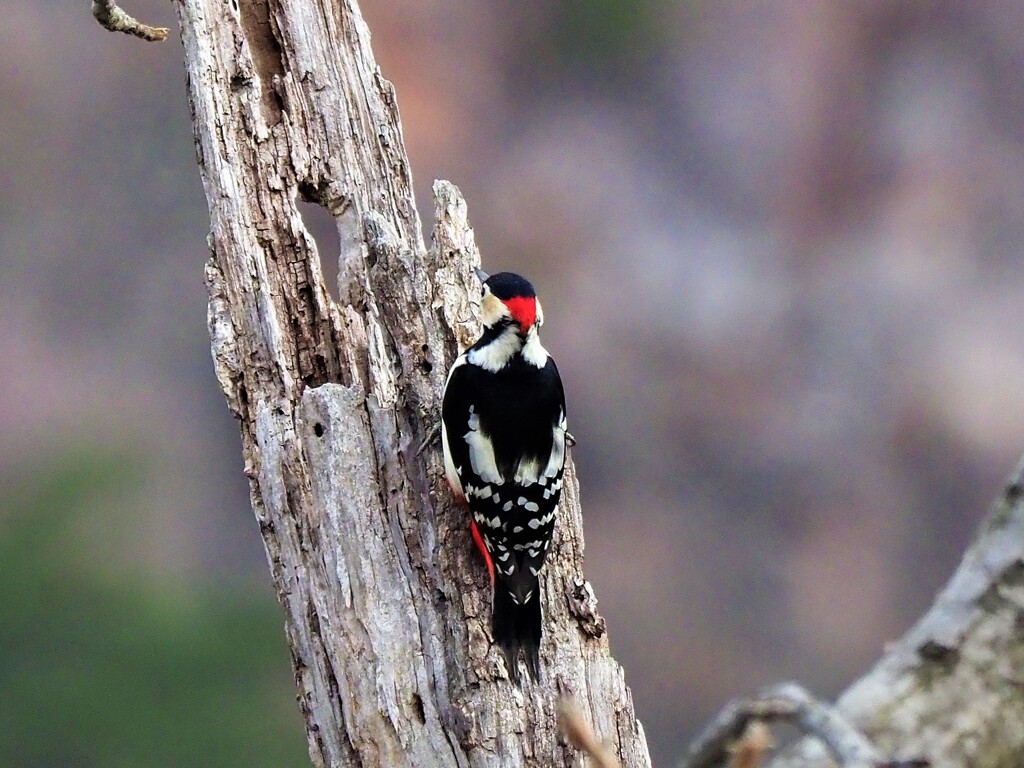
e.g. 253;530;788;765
296;196;341;303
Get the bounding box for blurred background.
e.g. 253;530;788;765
2;1;1023;765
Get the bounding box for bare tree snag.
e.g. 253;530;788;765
176;0;651;766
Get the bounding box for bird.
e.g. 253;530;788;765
441;269;568;682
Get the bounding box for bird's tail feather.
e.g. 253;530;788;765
492;584;542;684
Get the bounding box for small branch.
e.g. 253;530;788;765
558;699;621;768
91;0;169;41
727;722;773;768
682;682;905;768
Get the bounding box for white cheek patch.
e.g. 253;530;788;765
480;293;511;327
464;405;503;485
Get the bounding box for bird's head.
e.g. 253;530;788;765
476;269;544;336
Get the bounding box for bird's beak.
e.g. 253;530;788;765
474;267;489;283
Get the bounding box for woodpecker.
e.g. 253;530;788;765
442;270;568;682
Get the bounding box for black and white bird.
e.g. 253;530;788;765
441;270;568;681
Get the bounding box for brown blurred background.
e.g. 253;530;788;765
2;1;1023;765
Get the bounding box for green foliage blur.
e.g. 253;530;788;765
543;0;677;84
0;452;307;767
554;0;663;65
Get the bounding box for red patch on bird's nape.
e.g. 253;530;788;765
470;520;495;585
503;296;536;333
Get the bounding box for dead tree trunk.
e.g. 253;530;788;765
173;0;651;766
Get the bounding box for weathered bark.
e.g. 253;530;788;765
176;0;651;766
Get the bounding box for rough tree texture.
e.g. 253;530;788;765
176;0;651;766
